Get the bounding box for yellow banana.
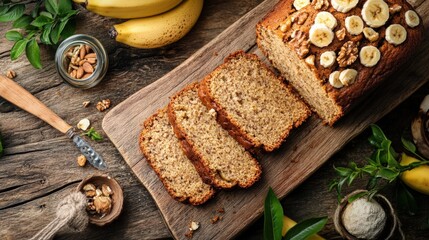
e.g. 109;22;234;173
109;0;203;49
73;0;183;19
400;153;429;195
282;215;325;239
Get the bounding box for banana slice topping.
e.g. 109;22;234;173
362;0;390;28
329;71;343;88
293;0;311;10
320;51;337;68
405;10;420;28
385;24;407;45
345;16;364;35
359;46;381;67
315;11;338;30
331;0;359;13
309;24;334;48
339;69;358;86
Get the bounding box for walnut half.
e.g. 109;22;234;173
289;30;310;59
337;41;359;67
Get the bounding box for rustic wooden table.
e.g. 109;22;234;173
0;0;428;239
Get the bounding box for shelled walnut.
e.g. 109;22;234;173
289;30;310;59
96;99;111;112
337;41;358;67
82;183;114;217
312;0;329;10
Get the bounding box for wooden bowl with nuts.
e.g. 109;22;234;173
77;174;123;226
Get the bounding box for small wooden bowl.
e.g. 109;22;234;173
77;174;123;226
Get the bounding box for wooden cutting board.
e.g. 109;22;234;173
103;0;429;239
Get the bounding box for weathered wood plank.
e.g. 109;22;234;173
103;0;429;239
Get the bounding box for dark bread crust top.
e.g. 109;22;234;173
257;0;424;111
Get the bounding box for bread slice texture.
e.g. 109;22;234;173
168;83;262;189
256;0;424;125
199;51;311;152
139;108;215;205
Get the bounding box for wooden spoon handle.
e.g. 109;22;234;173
0;75;71;134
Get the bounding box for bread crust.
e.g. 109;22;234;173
168;83;262;189
139;108;215;205
256;0;424;125
199;50;311;152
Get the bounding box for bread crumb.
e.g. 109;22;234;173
217;207;225;213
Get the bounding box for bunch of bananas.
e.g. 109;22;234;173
73;0;204;48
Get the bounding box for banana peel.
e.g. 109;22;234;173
400;153;429;195
282;215;325;239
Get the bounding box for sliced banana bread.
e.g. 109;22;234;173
257;0;423;125
168;83;262;189
139;108;215;205
199;51;311;152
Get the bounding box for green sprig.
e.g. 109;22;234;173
1;0;78;69
82;127;103;142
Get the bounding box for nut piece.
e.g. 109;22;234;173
336;28;346;41
337;41;359;67
190;221;200;231
82;101;91;108
363;27;379;42
293;12;309;25
83;183;96;192
279;19;292;32
211;215;220;224
305;55;315;66
312;0;329;10
77;118;91;131
93;195;112;214
96;99;111;112
6;70;16;79
389;4;402;14
102;184;113;197
77;154;87;167
289;30;310;59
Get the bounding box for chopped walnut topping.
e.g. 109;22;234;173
389;4;402;14
279;18;292;32
363;27;379;42
305;55;315;65
337;41;359;67
6;69;16;79
312;0;330;10
292;12;309;25
96;99;111;112
336;28;346;41
289;30;310;59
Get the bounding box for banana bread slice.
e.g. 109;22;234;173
139;108;215;205
257;0;423;125
199;51;311;152
168;83;262;189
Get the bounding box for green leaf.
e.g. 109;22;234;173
376;168;399;181
370;124;387;142
58;0;72;15
367;176;379;190
348;192;368;203
45;0;59;15
362;165;378;175
334;166;352;177
5;31;23;41
10;39;28;60
284;217;327;240
31;15;53;27
347;171;359;186
264;188;283;240
0;4;25;22
39;11;53;19
402;137;417;153
31;1;42;18
41;23;53;45
0;6;10;16
26;39;42;69
60;19;75;39
83;127;103;141
397;181;417;215
12;14;32;28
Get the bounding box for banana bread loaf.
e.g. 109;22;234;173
139;108;215;205
199;51;311;151
168;83;262;189
257;0;423;125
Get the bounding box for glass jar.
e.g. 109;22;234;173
55;34;108;89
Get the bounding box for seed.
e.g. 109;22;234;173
83;62;94;73
85;45;91;53
79;46;86;59
85;53;96;59
82;73;92;79
76;67;84;79
86;58;97;64
79;59;86;66
70;70;77;78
